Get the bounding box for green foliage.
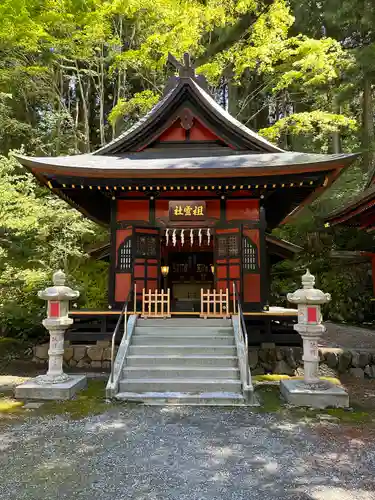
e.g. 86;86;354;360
272;202;375;324
108;90;159;129
0;154;108;339
260;111;357;152
0;0;374;334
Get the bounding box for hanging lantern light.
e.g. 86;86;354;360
161;265;169;277
210;264;215;274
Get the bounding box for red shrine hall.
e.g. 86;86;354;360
16;54;357;337
325;176;375;297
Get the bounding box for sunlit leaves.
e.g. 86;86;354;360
0;154;108;337
108;90;159;127
274;37;354;90
260;111;357;151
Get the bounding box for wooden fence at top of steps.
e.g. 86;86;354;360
142;289;171;318
140;287;230;319
200;288;229;319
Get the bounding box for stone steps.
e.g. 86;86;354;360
131;335;235;346
118;378;242;393
125;354;239;368
122;366;240;379
128;345;237;355
115;391;246;406
134;326;233;335
113;317;250;406
137;318;231;327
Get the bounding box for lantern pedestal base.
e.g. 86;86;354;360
15;374;87;401
280;379;349;409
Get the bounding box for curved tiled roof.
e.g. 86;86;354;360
15;151;358;177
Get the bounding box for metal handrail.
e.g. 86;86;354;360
233;282;250;388
110;287;133;384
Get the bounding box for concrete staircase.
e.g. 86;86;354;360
115;318;248;405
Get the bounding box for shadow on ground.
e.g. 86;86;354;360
0;380;375;500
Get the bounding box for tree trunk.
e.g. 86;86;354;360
99;45;105;146
75;61;90;153
227;72;239;117
55;69;63;156
362;76;374;176
332;98;341;154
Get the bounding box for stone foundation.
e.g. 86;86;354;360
31;342;375;378
249;346;375;378
32;341;117;371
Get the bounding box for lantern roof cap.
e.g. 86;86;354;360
38;270;80;301
287;270;331;305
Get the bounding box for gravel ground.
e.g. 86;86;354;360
321;323;375;350
1;406;375;500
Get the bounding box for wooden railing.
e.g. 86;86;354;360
142;289;171;318
200;288;229;318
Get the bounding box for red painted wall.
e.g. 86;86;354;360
158;117;220;143
158;121;186;141
226;199;259;221
156;200;169;218
206;200;220;219
115;274;131;302
243;274;261;303
115;228;132;264
243;228;261;303
117;200;149;222
189;120;218;141
114;227;132;302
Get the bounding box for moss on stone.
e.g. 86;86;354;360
0;395;24;412
40;380;120;419
253;374;341;385
254;385;374;424
254;385;282;412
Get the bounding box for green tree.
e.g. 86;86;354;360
0;153;108;338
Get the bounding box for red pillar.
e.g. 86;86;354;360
372;256;375;296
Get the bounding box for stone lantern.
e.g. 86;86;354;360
15;270;87;400
280;270;349;408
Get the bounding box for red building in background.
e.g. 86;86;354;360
325;177;375;296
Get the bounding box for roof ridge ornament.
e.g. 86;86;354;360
168;52;195;78
164;52;209;95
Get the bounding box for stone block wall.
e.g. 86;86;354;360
32;342;375;379
249;346;375;379
33;341;118;371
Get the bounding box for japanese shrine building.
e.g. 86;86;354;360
325;179;375;297
16;54;357;316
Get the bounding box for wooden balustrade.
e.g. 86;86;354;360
200;288;229;318
142;288;171;318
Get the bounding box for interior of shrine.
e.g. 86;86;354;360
161;229;214;311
